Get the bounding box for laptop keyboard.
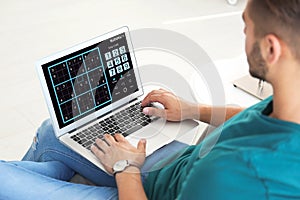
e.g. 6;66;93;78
70;101;153;150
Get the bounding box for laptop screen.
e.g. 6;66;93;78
42;32;139;129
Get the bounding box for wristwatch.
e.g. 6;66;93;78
113;160;140;175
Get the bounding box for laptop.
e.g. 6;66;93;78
233;75;273;100
36;26;199;173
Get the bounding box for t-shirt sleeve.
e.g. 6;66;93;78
177;150;266;200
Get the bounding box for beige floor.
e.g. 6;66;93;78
0;0;248;160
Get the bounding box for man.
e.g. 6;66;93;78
1;0;300;199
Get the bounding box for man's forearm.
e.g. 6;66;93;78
116;167;147;200
187;104;244;127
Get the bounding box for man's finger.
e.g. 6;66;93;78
142;94;168;108
91;144;105;158
114;133;125;142
103;134;116;145
141;90;166;106
95;138;109;153
143;107;166;118
137;139;147;153
159;88;168;92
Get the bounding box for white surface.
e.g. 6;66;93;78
0;0;259;161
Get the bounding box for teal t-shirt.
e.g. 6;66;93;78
144;97;300;199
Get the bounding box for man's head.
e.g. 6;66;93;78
244;0;300;82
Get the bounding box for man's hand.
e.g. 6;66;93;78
141;89;197;121
91;134;146;175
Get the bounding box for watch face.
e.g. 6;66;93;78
113;160;128;172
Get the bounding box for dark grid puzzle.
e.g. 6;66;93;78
48;48;111;123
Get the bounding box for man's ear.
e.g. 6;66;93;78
261;34;282;65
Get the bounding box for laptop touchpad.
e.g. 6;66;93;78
129;126;162;139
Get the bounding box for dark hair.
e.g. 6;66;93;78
248;0;300;59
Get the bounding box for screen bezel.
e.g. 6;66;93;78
36;26;143;137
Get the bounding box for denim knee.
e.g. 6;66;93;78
35;119;57;146
22;119;58;161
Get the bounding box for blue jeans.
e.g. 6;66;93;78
0;119;188;200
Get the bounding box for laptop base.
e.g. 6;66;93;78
233;75;273;100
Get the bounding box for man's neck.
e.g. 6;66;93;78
270;78;300;125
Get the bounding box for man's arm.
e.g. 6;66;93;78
115;168;147;200
142;89;244;127
188;103;244;127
